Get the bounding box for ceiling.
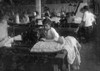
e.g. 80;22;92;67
1;0;35;5
1;0;100;7
1;0;83;5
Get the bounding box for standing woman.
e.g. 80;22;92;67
80;6;96;42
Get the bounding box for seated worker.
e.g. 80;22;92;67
41;19;60;42
0;15;22;47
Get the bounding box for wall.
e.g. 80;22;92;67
44;3;79;13
75;3;87;18
0;5;36;15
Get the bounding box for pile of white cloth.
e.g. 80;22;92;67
0;35;22;47
31;36;81;65
64;36;81;65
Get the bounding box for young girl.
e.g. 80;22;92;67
42;19;60;42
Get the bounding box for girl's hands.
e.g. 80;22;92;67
40;38;46;41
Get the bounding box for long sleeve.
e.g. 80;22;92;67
50;28;59;41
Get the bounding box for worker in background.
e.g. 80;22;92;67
20;11;30;24
80;6;96;42
15;13;20;24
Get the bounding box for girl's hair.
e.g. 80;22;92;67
43;19;52;26
44;12;50;17
82;6;89;11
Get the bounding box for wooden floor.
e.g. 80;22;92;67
78;41;100;71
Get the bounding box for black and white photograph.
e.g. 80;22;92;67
0;0;100;71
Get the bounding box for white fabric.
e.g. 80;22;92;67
46;27;59;41
51;17;60;23
4;35;22;47
74;17;82;24
13;35;22;41
30;41;63;52
64;36;81;64
31;36;81;65
2;35;22;47
15;14;20;24
4;37;14;47
0;37;13;47
83;11;96;27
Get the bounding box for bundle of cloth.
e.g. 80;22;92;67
31;36;81;69
0;35;22;47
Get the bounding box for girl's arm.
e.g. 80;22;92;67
51;28;59;41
